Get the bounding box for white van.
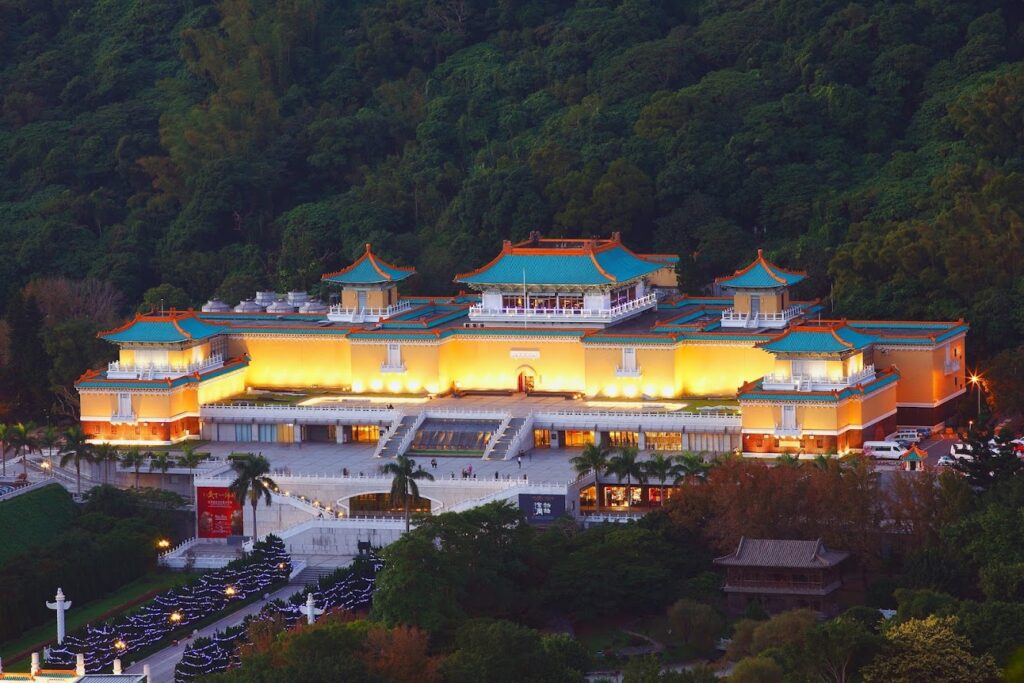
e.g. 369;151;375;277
949;442;974;459
891;429;921;445
863;441;905;460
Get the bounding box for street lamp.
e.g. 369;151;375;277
157;539;171;550
114;639;127;651
224;586;237;597
970;373;983;417
169;611;183;624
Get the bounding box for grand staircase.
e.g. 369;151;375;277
375;415;419;458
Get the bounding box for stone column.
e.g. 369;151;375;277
46;588;72;645
76;653;85;676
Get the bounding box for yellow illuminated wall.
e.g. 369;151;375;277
350;341;441;394
677;344;775;396
872;338;964;406
196;369;247;404
439;336;587;393
583;346;677;398
732;290;787;315
648;266;677;288
739;382;897;435
228;336;351;388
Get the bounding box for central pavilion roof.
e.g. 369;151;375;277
716;250;806;289
99;312;225;344
758;324;875;355
455;233;672;287
715;537;849;569
322;244;415;285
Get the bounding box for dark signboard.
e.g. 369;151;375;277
519;494;566;524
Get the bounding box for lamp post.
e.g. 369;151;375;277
970;374;982;417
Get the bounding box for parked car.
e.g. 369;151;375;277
950;442;974;459
891;429;922;446
863;441;904;460
937;455;957;468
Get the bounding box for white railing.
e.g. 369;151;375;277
615;366;642;377
159;537;200;562
110;411;136;423
721;306;802;329
774;424;802;437
0;477;56;501
468;293;657;322
482;414;513;460
196;472;570;489
503;413;536;461
327;301;412;322
762;364;875;391
373;414;406;458
394;413;426;457
581;512;646;524
380;362;406;373
107;354;224;379
944;358;961;374
201;402;398;424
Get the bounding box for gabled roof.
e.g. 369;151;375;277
900;444;928;462
99;312;224;344
758;324;875;355
455;233;669;287
714;537;849;568
716;250;806;289
321;244;415;285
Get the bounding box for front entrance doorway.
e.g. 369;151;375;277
516;365;537;393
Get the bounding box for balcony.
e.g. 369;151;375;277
107;354;224;380
944;358;961;374
721;305;803;329
110;411;136;424
774;424;802;438
380;362;406;373
468;293;657;326
762;364;875;392
327;301;412;323
615;366;642;378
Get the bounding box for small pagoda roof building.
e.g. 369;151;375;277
455;233;667;287
900;444;928;471
716;250;806;290
714;537;852;616
757;324;875;356
321;244;416;285
322;244;415;323
99;312;223;345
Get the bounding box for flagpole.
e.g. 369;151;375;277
523;268;527;329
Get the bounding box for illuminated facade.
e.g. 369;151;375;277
76;236;966;454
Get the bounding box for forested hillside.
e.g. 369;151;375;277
1;0;1023;416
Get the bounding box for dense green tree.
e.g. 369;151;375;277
440;618;586;683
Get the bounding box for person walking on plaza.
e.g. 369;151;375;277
517;454;522;468
430;458;437;469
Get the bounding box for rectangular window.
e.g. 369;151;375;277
502;295;526;309
234;424;252;441
117;393;132;416
781;405;797;429
387;344;401;367
558;295;583;309
258;424;276;442
621;347;637;372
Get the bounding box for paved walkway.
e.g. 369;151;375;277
124;581;301;683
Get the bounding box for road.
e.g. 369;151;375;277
124;582;303;683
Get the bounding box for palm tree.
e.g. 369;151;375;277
38;425;59;470
0;423;9;477
569;443;610;513
177;443;205;499
775;453;801;468
59;426;94;496
93;442;118;484
381;454;434;532
606;446;647;509
149;452;173;488
675;452;711;483
643;452;685;506
8;422;39;480
122;447;146;488
228;453;278;541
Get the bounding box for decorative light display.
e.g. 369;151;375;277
45;537;291;674
174;555;384;683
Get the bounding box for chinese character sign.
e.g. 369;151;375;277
197;487;244;538
518;494;566;524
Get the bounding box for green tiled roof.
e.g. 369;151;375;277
759;326;875;354
76;357;249;389
738;371;899;402
101;315;224;344
322;244;415;285
456;243;665;286
717;250;806;289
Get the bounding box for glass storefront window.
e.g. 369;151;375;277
534;429;551;448
646;432;682;451
607;430;638;447
351;425;381;443
564;430;595;447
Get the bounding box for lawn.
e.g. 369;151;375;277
0;571;199;670
0;483;77;566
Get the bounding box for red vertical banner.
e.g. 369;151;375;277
196;487;243;538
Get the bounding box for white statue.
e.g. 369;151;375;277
298;593;324;625
46;588;72;645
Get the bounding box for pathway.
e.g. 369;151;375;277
124;581;302;683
